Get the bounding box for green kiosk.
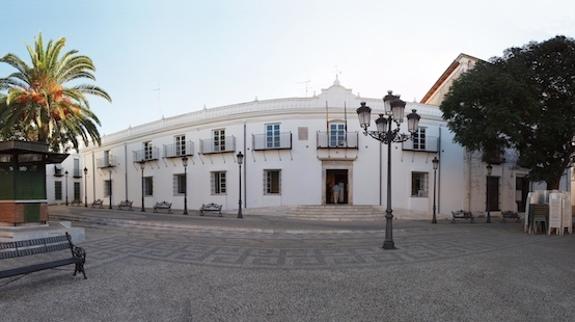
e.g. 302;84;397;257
0;140;68;226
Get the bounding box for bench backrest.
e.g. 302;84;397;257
93;199;103;205
0;234;72;260
202;203;222;210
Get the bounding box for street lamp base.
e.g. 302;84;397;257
382;240;396;249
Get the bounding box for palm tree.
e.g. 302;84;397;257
0;34;111;152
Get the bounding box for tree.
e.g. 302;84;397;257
0;34;111;152
441;36;575;190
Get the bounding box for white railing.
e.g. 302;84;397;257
164;141;194;158
97;155;117;168
402;136;438;153
200;136;236;154
253;132;292;150
133;147;160;162
316;131;358;149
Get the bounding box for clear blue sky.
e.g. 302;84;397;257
2;0;574;134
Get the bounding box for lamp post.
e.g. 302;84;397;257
432;156;439;224
139;161;145;212
65;170;69;206
486;163;493;223
83;167;88;207
108;168;113;209
236;151;244;219
182;156;188;215
357;91;420;249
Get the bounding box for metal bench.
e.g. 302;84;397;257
118;200;133;211
0;233;87;280
153;201;172;213
451;210;474;223
71;199;82;207
501;210;520;223
91;199;103;208
200;203;223;217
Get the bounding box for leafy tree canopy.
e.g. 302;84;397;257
441;36;575;189
0;34;111;152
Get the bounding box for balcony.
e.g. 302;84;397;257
253;132;292;151
402;136;439;153
53;165;64;177
72;168;82;178
316;131;358;149
133;148;160;163
200;136;236;154
97;156;116;168
164;141;194;158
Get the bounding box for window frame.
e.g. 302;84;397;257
329;122;346;147
412;127;426;150
211;171;227;195
411;171;429;198
144;141;153;160
54;181;63;200
173;173;187;195
175;135;186;156
265;123;281;148
144;176;154;196
264;169;281;195
213;129;226;152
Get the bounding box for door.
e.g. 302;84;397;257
516;176;529;212
326;169;348;204
74;182;81;201
486;176;499;211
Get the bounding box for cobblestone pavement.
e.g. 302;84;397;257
1;212;575;321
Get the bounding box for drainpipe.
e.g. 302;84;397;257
243;122;247;209
438;126;442;213
379;141;382;206
91;151;96;202
124;143;128;201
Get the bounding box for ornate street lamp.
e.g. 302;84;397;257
236;151;244;219
357;91;420;249
432;156;439;224
83;167;88;207
65;170;69;206
182;156;189;215
486;163;493;223
139;161;145;212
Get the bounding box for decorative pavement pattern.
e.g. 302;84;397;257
82;225;548;270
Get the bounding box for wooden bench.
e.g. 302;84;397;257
200;203;223;217
451;210;474;223
0;233;87;280
153;201;172;213
501;210;520;223
118;200;133;211
91;199;103;208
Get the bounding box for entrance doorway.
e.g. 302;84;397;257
486;176;500;211
326;169;348;204
516;176;529;212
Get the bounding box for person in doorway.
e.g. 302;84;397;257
332;182;341;204
338;182;345;203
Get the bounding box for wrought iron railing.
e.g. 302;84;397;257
53;165;64;177
402;136;439;153
133;148;160;162
164;141;194;158
200;136;236;154
316;131;358;149
253;132;292;151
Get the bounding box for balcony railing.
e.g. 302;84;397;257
73;168;82;178
200;136;236;154
133;148;160;163
164;141;194;158
316;131;358;149
53;165;64;177
402;136;439;153
97;156;116;168
253;132;292;151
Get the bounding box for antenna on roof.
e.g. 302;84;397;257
297;80;311;96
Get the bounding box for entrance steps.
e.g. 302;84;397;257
245;205;387;221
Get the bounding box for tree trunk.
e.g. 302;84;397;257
546;176;561;191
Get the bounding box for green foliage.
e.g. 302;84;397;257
441;36;575;189
0;34;111;152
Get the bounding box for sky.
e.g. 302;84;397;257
1;0;574;134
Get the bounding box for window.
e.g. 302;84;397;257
213;129;225;152
175;135;186;156
411;172;429;197
104;150;110;165
74;182;81;201
412;127;426;150
144;141;153;160
173;174;186;195
211;171;226;194
144;176;153;196
104;180;112;197
266;123;280;148
298;127;308;141
54;181;62;200
264;170;281;194
329;123;346;147
73;158;80;177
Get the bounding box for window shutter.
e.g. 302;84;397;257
173;175;178;196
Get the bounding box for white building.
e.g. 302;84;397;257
46;54;572;218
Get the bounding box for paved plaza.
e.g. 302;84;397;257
1;207;575;321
